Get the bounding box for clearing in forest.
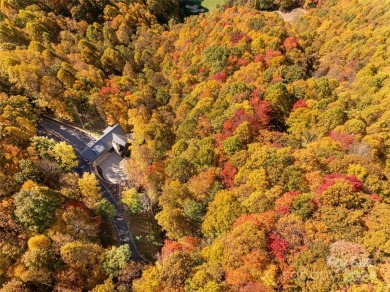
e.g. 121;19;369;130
180;0;225;16
202;0;226;11
276;8;308;23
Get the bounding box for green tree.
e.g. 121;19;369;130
265;82;293;116
14;159;40;184
166;157;195;183
196;137;216;166
14;186;60;233
122;188;143;214
30;136;56;160
103;245;131;277
202;46;230;74
101;47;124;73
223;136;242;155
291;193;315;219
95;198;115;218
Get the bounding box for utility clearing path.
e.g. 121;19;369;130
276;8;308;23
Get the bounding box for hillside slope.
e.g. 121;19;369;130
1;0;390;291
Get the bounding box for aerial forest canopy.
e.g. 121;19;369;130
1;0;390;291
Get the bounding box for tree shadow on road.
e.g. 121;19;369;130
180;0;209;17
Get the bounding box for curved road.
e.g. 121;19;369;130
39;117;147;263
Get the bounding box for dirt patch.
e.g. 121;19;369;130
123;210;164;261
276;8;308;23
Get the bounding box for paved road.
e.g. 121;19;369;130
40;117;95;152
39;116;146;262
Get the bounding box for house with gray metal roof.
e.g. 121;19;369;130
81;124;131;185
81;124;129;163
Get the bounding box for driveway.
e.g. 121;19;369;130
96;152;127;186
40;117;94;152
39;116;147;262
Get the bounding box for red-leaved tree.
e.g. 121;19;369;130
269;232;289;261
316;174;362;194
221;162;237;189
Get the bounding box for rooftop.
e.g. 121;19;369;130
81;124;127;163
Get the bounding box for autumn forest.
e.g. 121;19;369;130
1;0;390;291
